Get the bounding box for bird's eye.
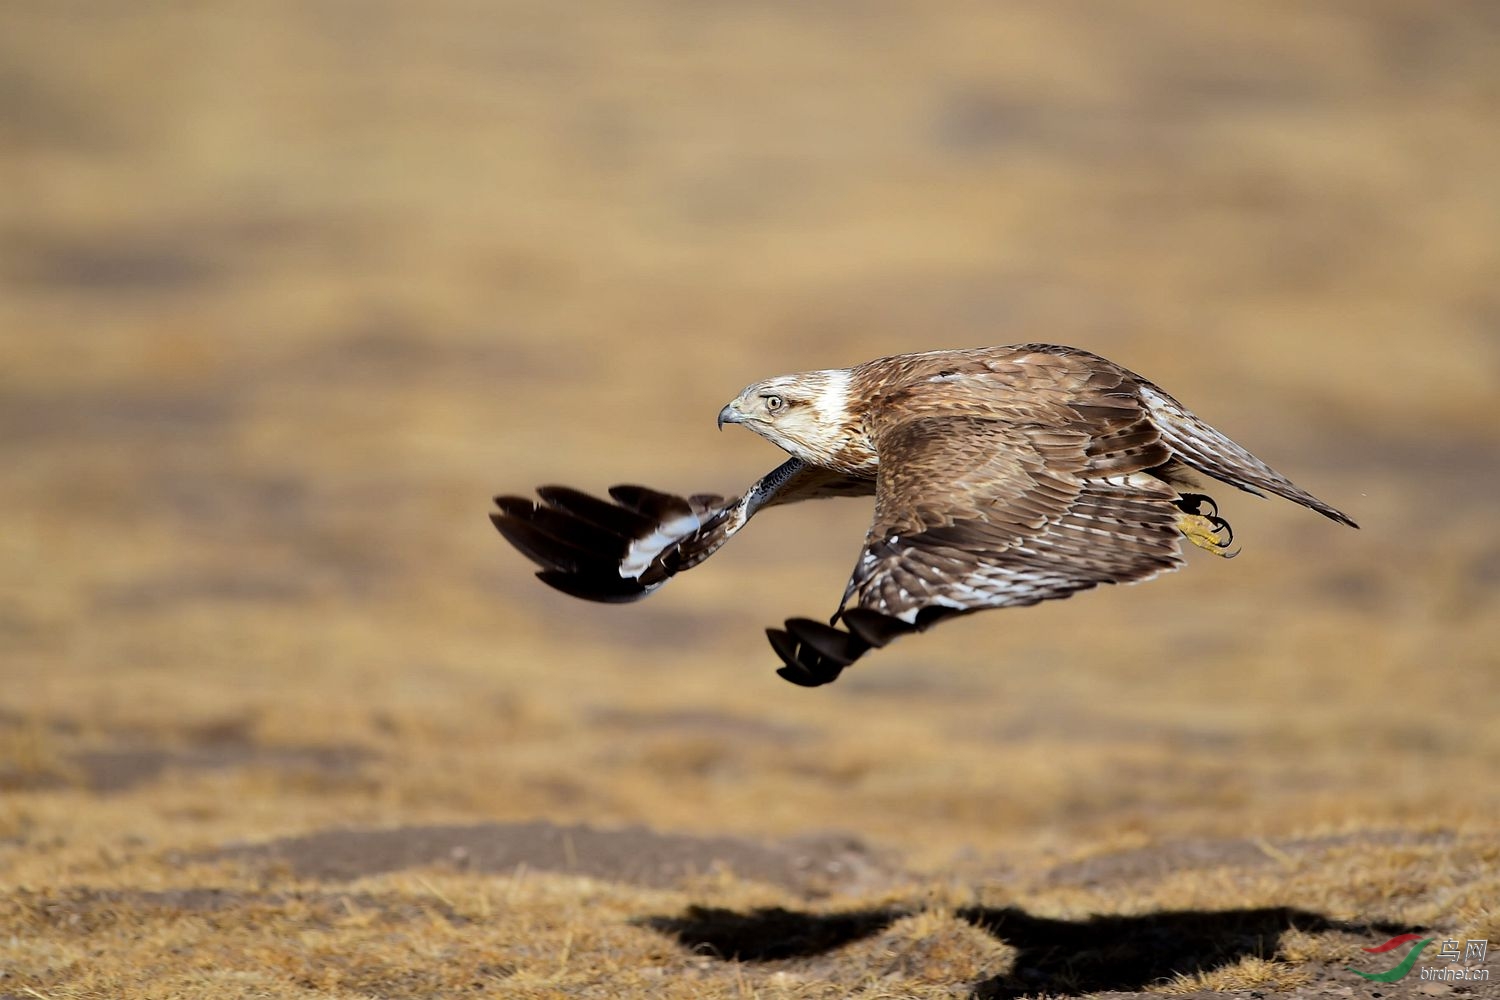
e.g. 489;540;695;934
764;395;784;413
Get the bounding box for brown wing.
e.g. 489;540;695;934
492;458;873;603
1138;384;1358;527
767;357;1186;687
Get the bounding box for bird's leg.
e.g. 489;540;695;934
1175;493;1237;557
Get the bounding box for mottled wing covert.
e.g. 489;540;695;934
767;359;1184;685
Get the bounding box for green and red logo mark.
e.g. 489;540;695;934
1347;934;1435;982
1348;933;1491;984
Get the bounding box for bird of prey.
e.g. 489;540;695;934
491;344;1356;687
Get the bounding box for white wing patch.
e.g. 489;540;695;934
618;509;704;578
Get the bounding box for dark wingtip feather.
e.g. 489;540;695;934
765;627;802;668
765;620;860;687
763;608;925;688
534;570;649;604
1285;494;1358;529
784;618;861;666
608;484;690;519
840;608;914;648
492;496;537;516
535;486;654;534
776;665;827;688
1325;507;1359;529
491;515;593;573
766;629;837;687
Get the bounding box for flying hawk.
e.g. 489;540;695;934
491;344;1356;687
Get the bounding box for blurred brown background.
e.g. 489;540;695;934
2;3;1498;997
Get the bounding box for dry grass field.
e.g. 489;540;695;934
3;2;1499;997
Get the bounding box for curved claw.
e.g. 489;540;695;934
1178;505;1239;559
1177;492;1219;519
1205;513;1233;546
1206;514;1240;558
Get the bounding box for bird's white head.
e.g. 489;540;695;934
717;368;863;469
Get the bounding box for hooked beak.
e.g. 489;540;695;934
716;401;744;431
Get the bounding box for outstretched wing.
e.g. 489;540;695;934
1138;384;1358;527
767;358;1186;686
492;458;873;603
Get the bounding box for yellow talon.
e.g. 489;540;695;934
1178;511;1239;558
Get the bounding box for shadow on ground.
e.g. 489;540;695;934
643;904;1409;997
